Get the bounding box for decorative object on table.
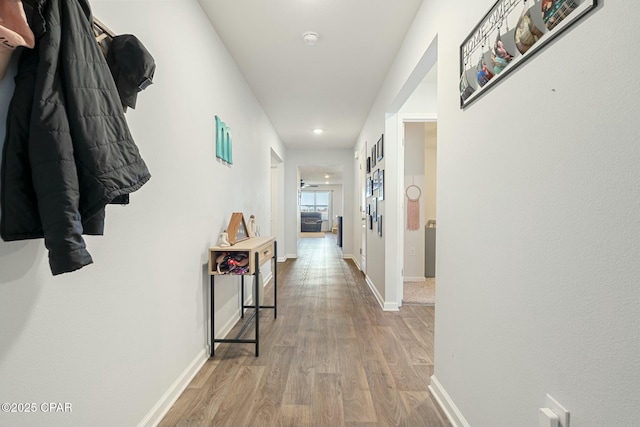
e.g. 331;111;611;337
0;0;35;80
227;212;249;245
378;170;385;201
460;0;596;108
248;214;257;237
376;134;384;161
406;183;422;231
217;231;231;247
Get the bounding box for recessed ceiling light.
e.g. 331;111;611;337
313;129;324;135
303;31;319;46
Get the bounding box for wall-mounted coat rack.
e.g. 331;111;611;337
92;17;115;55
21;0;116;54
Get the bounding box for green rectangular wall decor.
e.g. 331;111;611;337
215;115;233;164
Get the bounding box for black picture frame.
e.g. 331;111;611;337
376;134;384;161
378;169;384;201
366;157;371;174
372;169;379;191
372;197;377;220
366;177;372;197
368;215;373;230
460;0;597;109
378;215;382;237
371;145;376;168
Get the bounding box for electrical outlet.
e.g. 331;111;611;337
409;247;416;256
546;394;569;427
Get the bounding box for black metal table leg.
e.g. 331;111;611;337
214;274;216;357
274;241;277;319
254;251;259;357
241;275;245;318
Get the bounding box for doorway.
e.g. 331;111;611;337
297;165;344;241
402;120;437;305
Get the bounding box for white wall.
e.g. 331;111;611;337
284;149;354;259
0;2;284;426
356;0;640;426
424;122;437;222
403;122;426;280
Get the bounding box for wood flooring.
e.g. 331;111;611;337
159;235;450;427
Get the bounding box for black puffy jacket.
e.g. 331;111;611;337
0;0;151;275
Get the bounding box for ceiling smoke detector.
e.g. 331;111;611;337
303;31;319;46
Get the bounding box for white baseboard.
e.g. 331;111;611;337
284;254;298;260
277;256;287;263
365;275;385;310
263;271;273;285
404;276;426;282
351;256;362;271
384;301;400;311
138;349;208;427
428;375;470;427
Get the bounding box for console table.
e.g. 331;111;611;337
208;236;277;357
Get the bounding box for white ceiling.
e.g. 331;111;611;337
299;164;343;186
198;0;423;150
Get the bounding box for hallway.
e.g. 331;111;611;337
160;235;449;426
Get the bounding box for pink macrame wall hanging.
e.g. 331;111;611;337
406;184;421;231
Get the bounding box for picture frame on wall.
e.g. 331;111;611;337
376;134;384;161
372;197;377;220
366;177;372;197
371;145;377;168
378;169;384;201
378;215;382;237
366;157;371;174
373;169;379;191
368;215;373;230
459;0;597;108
